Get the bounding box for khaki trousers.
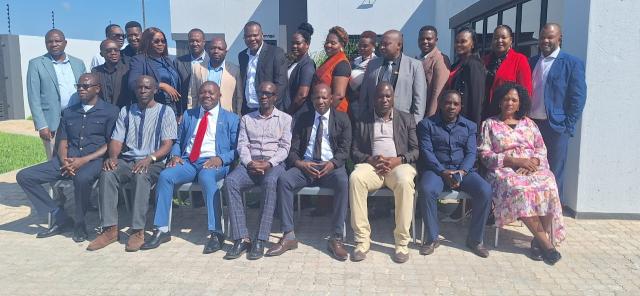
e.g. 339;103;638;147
349;163;416;253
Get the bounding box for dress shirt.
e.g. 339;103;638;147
50;54;78;110
111;103;177;160
238;107;292;167
418;114;477;174
303;110;334;161
377;54;402;88
531;47;561;120
184;105;219;158
82;104;94;112
287;62;298;79
372;111;397;157
244;44;264;108
207;60;225;87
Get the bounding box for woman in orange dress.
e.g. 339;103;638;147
314;26;351;113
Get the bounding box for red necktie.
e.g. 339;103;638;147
189;111;209;163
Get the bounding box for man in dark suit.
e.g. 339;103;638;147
176;28;209;113
349;82;419;264
267;84;351;260
238;21;288;114
528;23;587;205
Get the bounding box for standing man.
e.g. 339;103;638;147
268;84;351;260
17;73;119;242
141;82;239;253
529;23;587;204
417;90;491;258
27;29;86;159
87;75;177;252
176;28;209;112
121;21;143;58
349;82;419;264
223;82;292;260
92;39;132;108
359;30;427;122
206;37;243;115
417;25;451;117
238;21;288;114
90;24;126;69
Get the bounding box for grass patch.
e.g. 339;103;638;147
0;132;46;174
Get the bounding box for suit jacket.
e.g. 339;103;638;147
351;108;419;165
172;106;240;167
529;50;587;136
422;47;451;117
287;108;351;168
26;54;86;131
221;62;244;116
238;43;288;113
359;53;427;123
175;53;209;106
287;54;316;114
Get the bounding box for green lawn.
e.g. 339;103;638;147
0;132;46;174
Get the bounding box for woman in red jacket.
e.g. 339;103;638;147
482;25;532;119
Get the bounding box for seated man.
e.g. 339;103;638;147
349;82;419;264
87;75;177;252
17;73;119;242
417;90;491;258
224;81;292;260
141;81;239;253
268;84;352;260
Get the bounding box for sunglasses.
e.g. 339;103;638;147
102;48;119;53
152;38;167;44
259;91;276;97
75;83;98;90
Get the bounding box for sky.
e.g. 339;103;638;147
0;0;174;45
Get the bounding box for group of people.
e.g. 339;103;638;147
18;19;586;265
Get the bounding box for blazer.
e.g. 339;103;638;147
26;54;86;132
422;47;451;117
358;54;427;123
449;55;487;128
238;43;288;113
351;108;419;165
529;50;587;136
171;106;240;167
287;54;316;114
175;53;209;106
287;108;351;168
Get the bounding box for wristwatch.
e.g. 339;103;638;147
148;154;157;162
399;155;407;164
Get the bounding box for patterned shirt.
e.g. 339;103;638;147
238;107;292;167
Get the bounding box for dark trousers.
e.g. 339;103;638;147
535;119;570;204
16;157;103;224
418;171;492;244
276;166;349;236
98;159;164;230
224;164;285;241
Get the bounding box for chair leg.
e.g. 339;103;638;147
550;219;555;246
343;221;346;240
297;194;301;218
412;195;417;245
421;220;425;245
494;226;500;247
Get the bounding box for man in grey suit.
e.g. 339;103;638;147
27;29;86;158
358;30;427;122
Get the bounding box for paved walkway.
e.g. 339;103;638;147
0;169;639;295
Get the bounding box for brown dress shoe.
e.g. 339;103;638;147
466;240;490;258
265;237;298;257
351;249;368;262
125;230;145;252
87;226;118;251
419;240;440;255
327;238;348;261
393;252;410;264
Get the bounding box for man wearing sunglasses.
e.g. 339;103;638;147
90;24;127;69
17;73;120;243
91;39;132;108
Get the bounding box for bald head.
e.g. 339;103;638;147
258;81;277;112
135;75;158;106
539;23;562;57
45;29;65;40
374;82;394;115
380;30;403;60
76;73;101;103
541;23;562;34
45;29;67;57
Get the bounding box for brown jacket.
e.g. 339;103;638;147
421;47;450;117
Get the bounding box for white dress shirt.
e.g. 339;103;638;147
303;110;334;161
185;105;219;158
530;47;561;120
244;43;264;108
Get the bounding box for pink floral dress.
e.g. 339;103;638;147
478;116;565;243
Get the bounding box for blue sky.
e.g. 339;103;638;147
0;0;174;44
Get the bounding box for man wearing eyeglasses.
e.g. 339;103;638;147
17;73;119;243
91;39;132;108
90;24;127;69
224;81;292;260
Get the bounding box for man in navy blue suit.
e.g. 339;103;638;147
529;23;587;205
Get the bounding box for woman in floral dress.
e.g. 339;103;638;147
478;82;565;265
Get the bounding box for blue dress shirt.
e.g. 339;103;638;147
417;114;477;174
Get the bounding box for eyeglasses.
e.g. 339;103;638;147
152;38;167;44
259;91;276;97
75;84;98;90
102;48;119;53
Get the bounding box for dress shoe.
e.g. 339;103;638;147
327;237;348;261
529;239;543;261
393;252;410;264
87;226;118;251
247;239;265;260
466;240;490;258
351;249;368;262
140;229;171;250
36;219;71;238
72;223;88;243
419;240;440;255
542;247;562;265
224;239;251;260
126;230;147;252
265;237;298;257
203;232;225;254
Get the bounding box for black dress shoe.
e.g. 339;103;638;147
72;223;88;243
529;239;544;261
203;232;225;254
542;247;562;265
419;240;440;255
140;229;171;250
224;239;251;260
247;239;265;260
466;240;490;258
36;220;71;238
